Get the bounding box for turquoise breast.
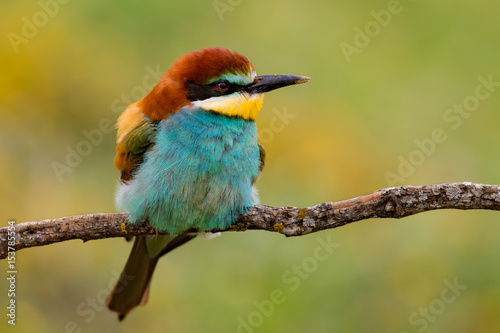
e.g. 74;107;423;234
116;108;261;234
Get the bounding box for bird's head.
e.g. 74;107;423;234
139;47;309;121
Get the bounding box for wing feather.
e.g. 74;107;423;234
114;103;158;181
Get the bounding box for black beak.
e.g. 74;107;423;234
246;74;310;94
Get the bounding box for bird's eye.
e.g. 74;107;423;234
216;81;229;92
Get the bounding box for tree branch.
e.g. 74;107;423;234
2;182;500;260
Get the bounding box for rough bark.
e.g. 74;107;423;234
2;182;500;260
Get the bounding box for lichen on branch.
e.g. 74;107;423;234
1;182;500;260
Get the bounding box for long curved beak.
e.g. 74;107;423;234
246;75;310;94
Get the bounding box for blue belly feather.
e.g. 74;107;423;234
116;108;261;234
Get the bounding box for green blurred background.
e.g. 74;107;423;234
1;0;500;332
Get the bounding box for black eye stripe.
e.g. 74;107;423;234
185;80;247;101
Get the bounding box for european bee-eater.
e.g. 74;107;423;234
106;47;309;320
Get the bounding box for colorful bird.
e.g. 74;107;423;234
106;47;309;320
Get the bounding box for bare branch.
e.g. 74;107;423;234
2;182;500;260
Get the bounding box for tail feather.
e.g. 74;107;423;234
106;234;195;320
106;236;159;320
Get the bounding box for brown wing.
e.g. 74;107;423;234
252;143;266;185
114;103;157;181
258;143;266;173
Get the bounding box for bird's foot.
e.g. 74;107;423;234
199;232;221;239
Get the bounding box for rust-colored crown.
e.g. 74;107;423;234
139;47;254;120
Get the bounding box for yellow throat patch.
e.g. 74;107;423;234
192;93;264;121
